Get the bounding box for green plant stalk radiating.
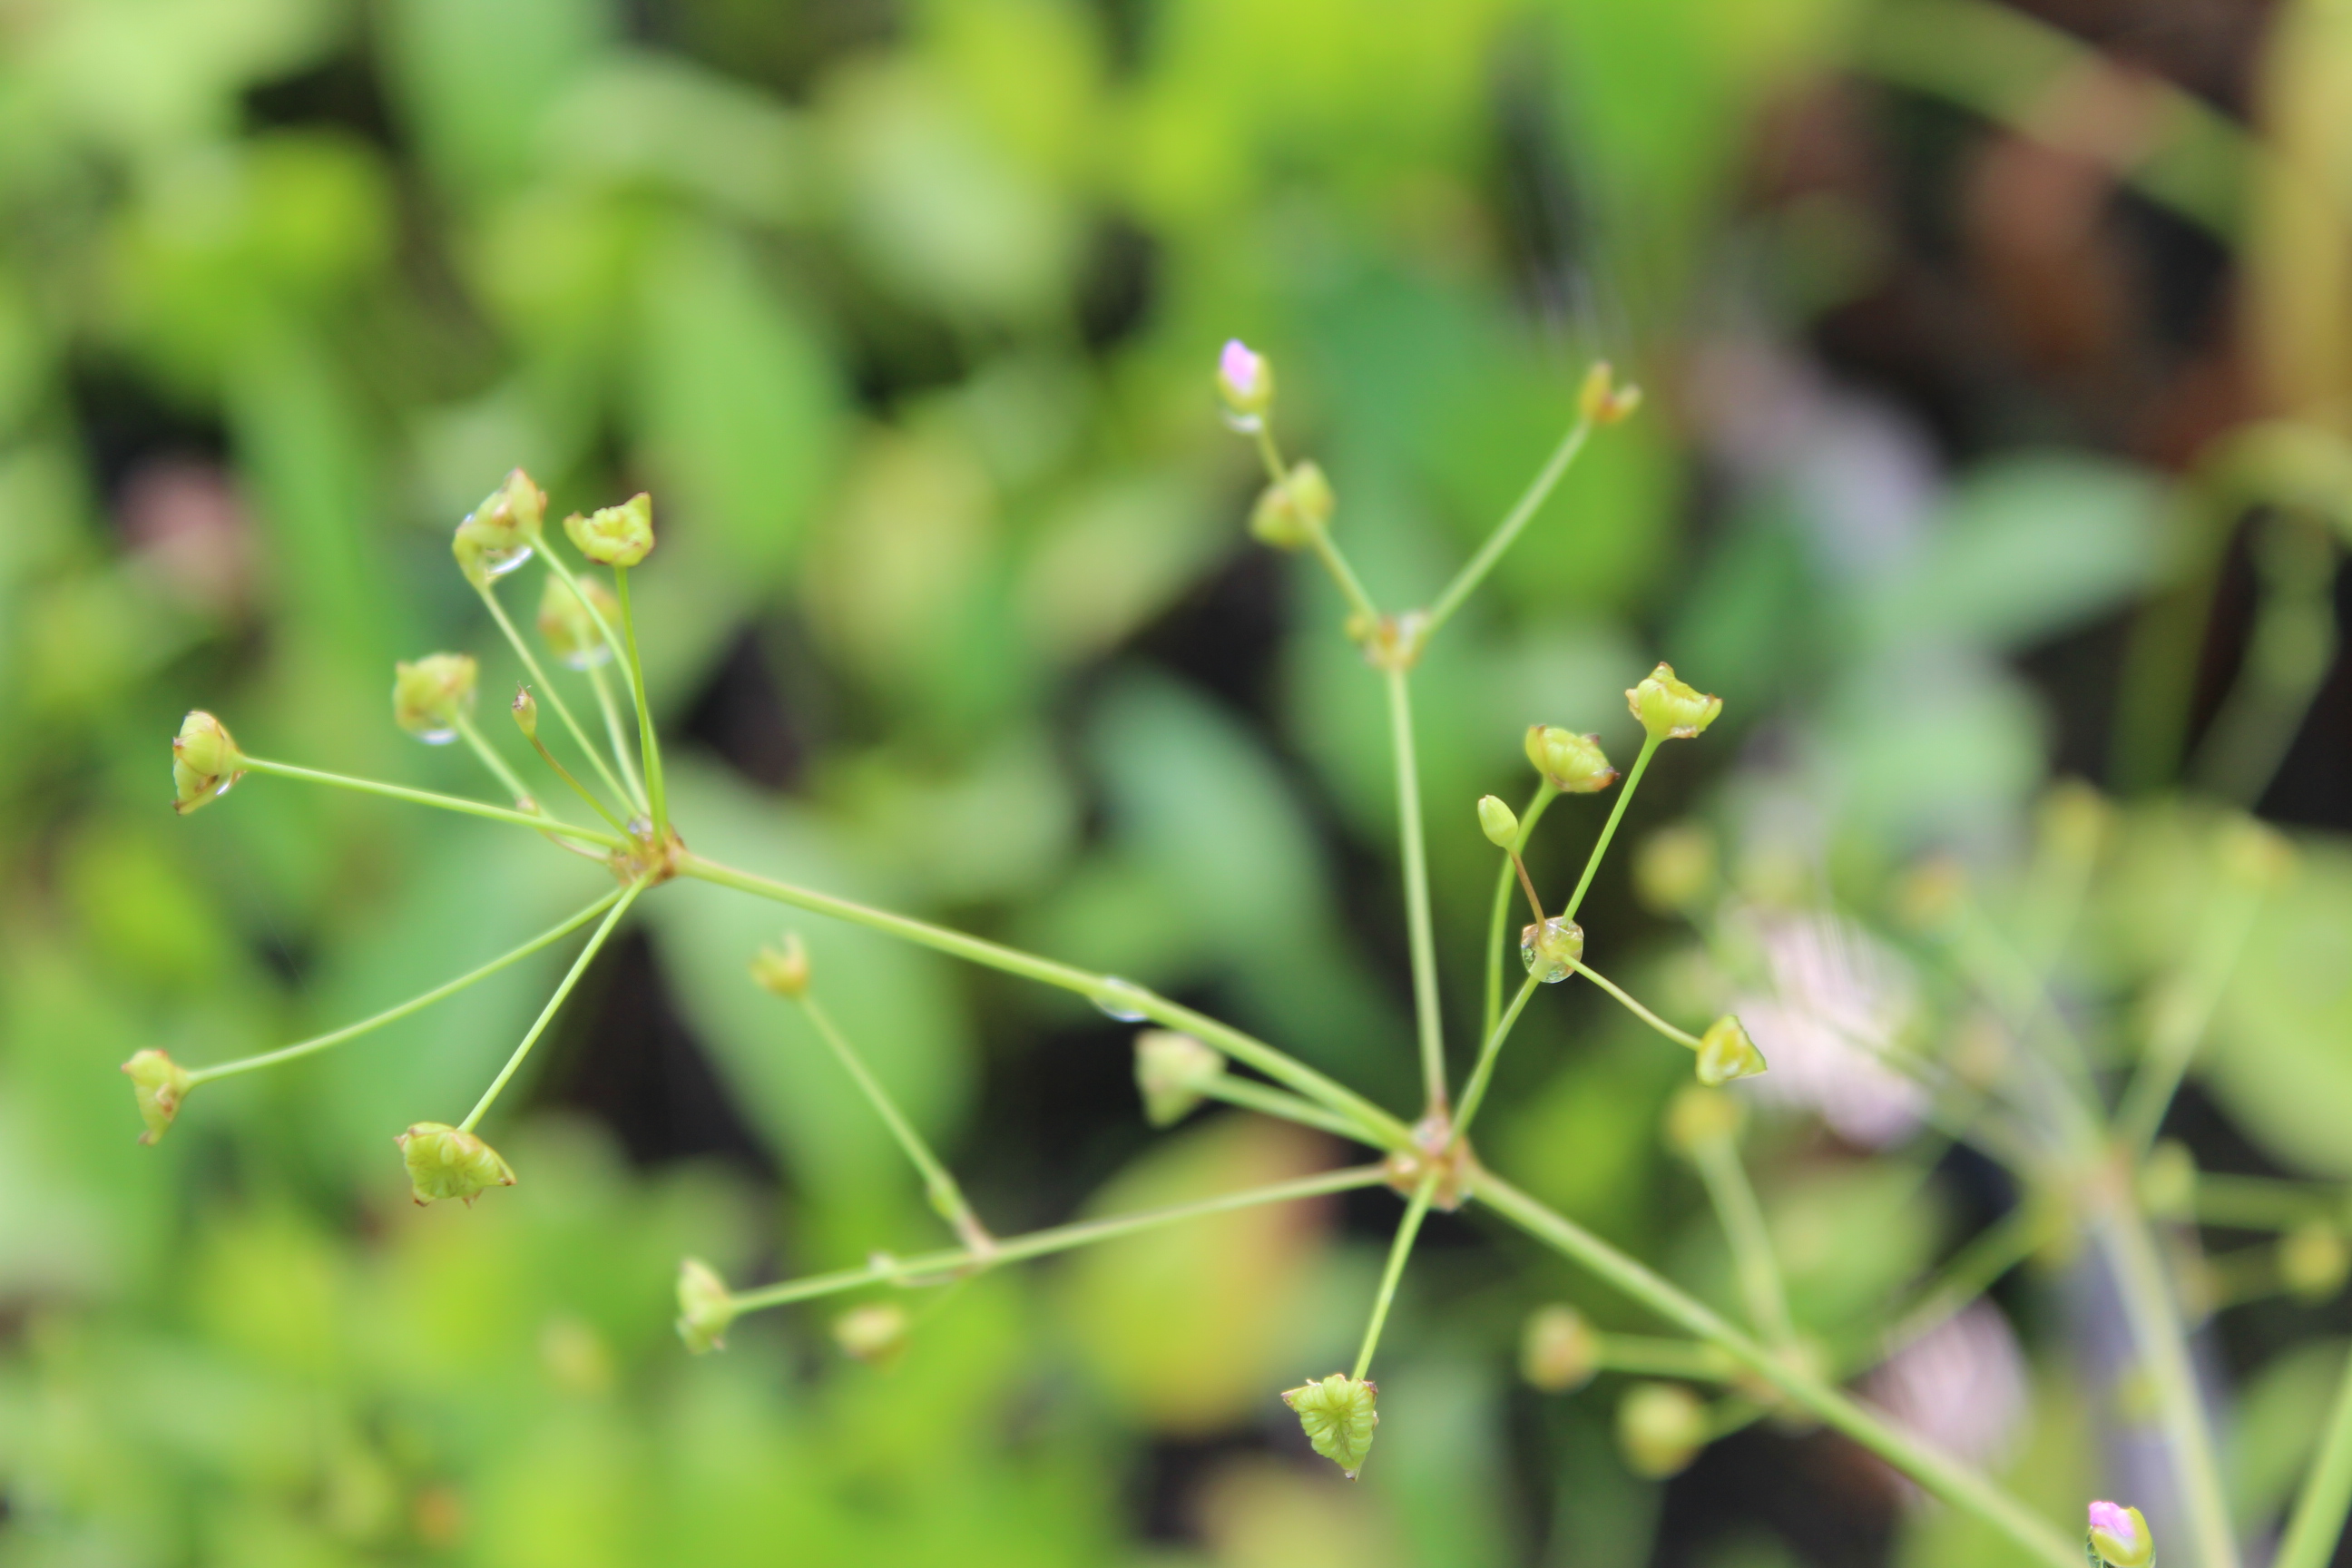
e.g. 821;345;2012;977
1563;734;1658;923
238;756;625;848
185;890;627;1085
2112;874;2267;1155
1452;975;1538;1142
1472;1171;2082;1568
452;711;537;808
1422;415;1594;636
1483;782;1556;1041
475;583;634;812
587;662;647;807
1386;667;1448;1113
460;884;644;1132
612;565;669;835
2275;1345;2352;1568
1690;1135;1798;1351
536;547;653;811
727;1163;1392;1314
1353;1171;1440;1381
795;991;986;1247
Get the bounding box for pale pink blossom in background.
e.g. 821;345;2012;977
1732;909;1929;1146
1865;1298;2030;1472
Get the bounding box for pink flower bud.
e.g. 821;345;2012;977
1216;338;1274;417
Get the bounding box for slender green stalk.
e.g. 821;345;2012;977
452;712;537;808
2113;877;2266;1155
520;724;629;833
536;548;651;799
2191;514;2339;808
1690;1135;1798;1350
1251;424;1380;626
612;565;668;836
1594;1334;1740;1381
1453;975;1538;1141
1873;1203;2047;1357
460;884;643;1132
1354;1171;1440;1381
2195;1174;2343;1231
1573;961;1701;1051
730;1163;1392;1314
1424;416;1594;635
1563;735;1660;922
796;992;987;1248
675;853;1416;1150
2099;1204;2242;1568
185;891;625;1085
1485;783;1557;1041
587;662;647;808
1472;1170;2081;1568
2275;1344;2352;1568
239;756;624;848
475;583;634;810
1199;1075;1374;1142
1385;667;1447;1114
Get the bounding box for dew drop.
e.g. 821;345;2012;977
1520;917;1585;984
413;726;458;746
1091;976;1151;1023
475;541;535;580
560;642;613;672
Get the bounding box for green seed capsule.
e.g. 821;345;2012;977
1281;1373;1377;1479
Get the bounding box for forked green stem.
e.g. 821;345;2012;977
728;1163;1391;1314
1423;415;1593;636
1453;975;1538;1142
1563;734;1658;923
1485;782;1557;1041
1472;1170;2080;1568
2275;1343;2352;1568
1198;1075;1374;1142
1573;960;1702;1051
475;583;634;811
1354;1170;1440;1381
239;756;623;848
612;565;668;836
1386;666;1448;1114
185;890;626;1085
675;853;1416;1151
795;991;988;1249
459;883;643;1132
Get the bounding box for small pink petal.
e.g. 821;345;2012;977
2088;1503;2134;1545
1220;338;1262;397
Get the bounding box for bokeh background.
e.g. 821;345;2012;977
3;0;2351;1563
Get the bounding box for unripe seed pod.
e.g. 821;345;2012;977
511;685;539;739
564;494;654;567
1625;663;1721;741
452;468;544;585
675;1258;738;1355
393;653;479;744
1522;1304;1599;1393
395;1122;516;1207
833;1302;911;1367
1477;794;1520;848
1695;1015;1767;1085
1524;726;1618;793
1134;1030;1225;1128
171;710;245;815
750;934;811;999
536;573;619;670
1281;1373;1377;1479
1249;461;1335;551
122;1049;194;1144
1618;1382;1707;1477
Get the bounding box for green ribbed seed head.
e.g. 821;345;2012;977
676;1259;738;1355
1625;662;1722;741
1134;1030;1225;1128
564;494;654;567
171;710;245;815
122;1049;194;1144
396;1122;516;1207
1695;1015;1767;1085
1282;1373;1378;1479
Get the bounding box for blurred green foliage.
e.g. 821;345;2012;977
2;0;2350;1563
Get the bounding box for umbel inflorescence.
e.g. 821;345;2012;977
132;344;2162;1568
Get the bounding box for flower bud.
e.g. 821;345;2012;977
1217;338;1274;419
1664;1083;1743;1155
675;1258;738;1355
750;934;811;999
2140;1140;2198;1220
1522;1304;1599;1393
451;469;544;586
1579;361;1643;426
171;710;245;815
1478;794;1520;849
1626;663;1721;741
2087;1502;2153;1568
1249;461;1335;551
395;1122;516;1207
1694;1015;1767;1086
1618;1382;1707;1477
393;653;479;744
1634;823;1717;915
1134;1029;1226;1128
1281;1373;1377;1479
122;1049;194;1144
2280;1220;2348;1304
833;1302;911;1368
511;685;539;740
1524;726;1618;794
536;573;619;671
564;494;654;567
1521;916;1585;984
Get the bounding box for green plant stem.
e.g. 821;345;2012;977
1354;1171;1440;1381
2275;1343;2352;1568
675;853;1416;1151
1572;961;1701;1051
2099;1201;2243;1568
1424;415;1594;636
520;725;629;833
612;565;668;836
475;583;633;811
1690;1134;1798;1350
729;1163;1392;1314
1594;1334;1740;1381
1453;975;1538;1142
1251;426;1379;628
1199;1075;1373;1142
1485;783;1556;1042
2113;876;2266;1156
587;662;647;808
239;756;624;848
451;712;537;808
184;891;626;1086
460;884;643;1132
1385;666;1447;1114
2191;514;2339;808
1563;735;1660;922
1472;1169;2081;1568
1873;1202;2048;1357
536;548;652;803
2195;1174;2343;1232
796;992;987;1248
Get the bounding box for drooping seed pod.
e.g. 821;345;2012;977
1524;726;1618;794
1695;1015;1767;1086
395;1122;516;1206
750;933;812;999
1133;1030;1225;1128
564;494;655;567
122;1049;194;1144
452;468;544;586
1618;1382;1707;1477
536;573;619;670
393;654;480;744
675;1258;738;1355
1521;1304;1599;1394
1281;1373;1377;1479
171;710;245;815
